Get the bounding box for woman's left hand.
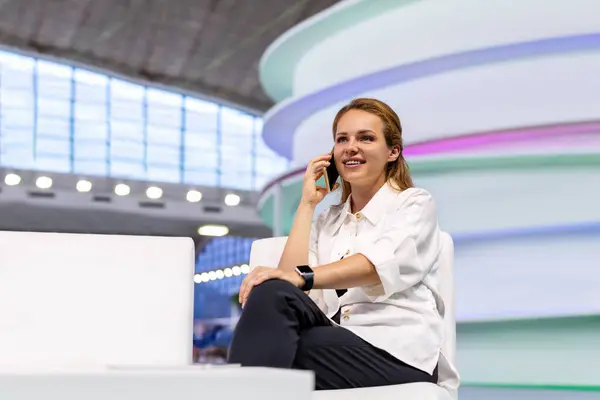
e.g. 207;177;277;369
239;267;304;308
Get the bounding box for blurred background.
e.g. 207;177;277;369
0;0;599;398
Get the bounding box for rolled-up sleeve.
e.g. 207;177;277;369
354;190;441;302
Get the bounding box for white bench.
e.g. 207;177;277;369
0;231;313;400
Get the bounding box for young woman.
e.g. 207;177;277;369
228;98;456;391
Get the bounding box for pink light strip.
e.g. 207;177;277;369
404;120;600;156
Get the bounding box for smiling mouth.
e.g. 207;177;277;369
344;160;365;166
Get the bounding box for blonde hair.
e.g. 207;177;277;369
332;98;414;203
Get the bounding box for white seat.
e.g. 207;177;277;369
249;233;457;400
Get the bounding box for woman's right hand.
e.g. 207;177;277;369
300;153;338;207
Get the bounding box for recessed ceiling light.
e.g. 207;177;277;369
36;176;53;189
224;193;240;206
186;190;202;203
146;186;163;200
114;183;130;196
76;180;92;193
4;173;21;186
197;224;229;237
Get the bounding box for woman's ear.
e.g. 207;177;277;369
388;145;401;162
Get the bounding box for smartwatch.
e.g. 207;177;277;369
295;265;314;291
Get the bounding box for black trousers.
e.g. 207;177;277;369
227;279;438;390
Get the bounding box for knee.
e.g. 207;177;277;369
245;278;296;305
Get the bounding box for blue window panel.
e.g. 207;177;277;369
110;100;144;122
1;108;34;128
74;138;107;159
147;166;180;183
75;102;107;122
37;98;71;118
0;88;34;109
147;89;181;128
73;159;107;175
110;140;144;160
74;122;108;140
0;127;33;146
0;52;35;90
111;120;144;140
220;107;254;136
74;69;108;104
110;160;146;180
36;137;70;156
147;142;180;165
0;49;294;191
147;125;180;146
36;117;70;138
184;144;219;170
110;78;144;101
0;145;34;169
183;169;219;187
35;154;71;173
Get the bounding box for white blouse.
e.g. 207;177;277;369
308;183;459;390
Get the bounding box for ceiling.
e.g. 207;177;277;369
0;0;340;114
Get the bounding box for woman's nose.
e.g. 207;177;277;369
345;140;359;152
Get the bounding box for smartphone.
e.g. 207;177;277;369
322;149;339;192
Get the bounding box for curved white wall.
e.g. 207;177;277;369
454;232;600;321
259;1;600;390
293;0;600;97
293;51;600;164
419;167;600;235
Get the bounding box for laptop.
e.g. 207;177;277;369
0;231;195;371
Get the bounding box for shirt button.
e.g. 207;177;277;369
343;315;350;321
356;213;361;219
345;249;350;255
343;309;350;314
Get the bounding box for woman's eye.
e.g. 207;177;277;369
361;136;374;142
336;137;347;143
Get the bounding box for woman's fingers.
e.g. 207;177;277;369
310;160;330;175
251;269;273;287
238;268;259;304
240;267;279;308
311;153;332;163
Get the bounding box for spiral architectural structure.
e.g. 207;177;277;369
257;1;600;397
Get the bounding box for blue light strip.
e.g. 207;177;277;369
263;32;600;159
452;221;600;246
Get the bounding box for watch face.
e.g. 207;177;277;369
296;265;313;274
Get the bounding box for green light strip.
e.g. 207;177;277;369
461;382;600;392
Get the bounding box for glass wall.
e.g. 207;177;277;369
0;50;289;191
194;236;256;320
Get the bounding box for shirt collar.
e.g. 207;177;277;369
333;182;399;228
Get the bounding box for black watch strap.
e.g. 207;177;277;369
295;265;314;291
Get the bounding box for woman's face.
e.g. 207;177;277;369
333;109;399;187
